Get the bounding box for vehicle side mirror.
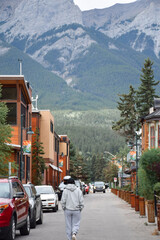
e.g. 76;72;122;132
13;192;24;198
36;194;40;199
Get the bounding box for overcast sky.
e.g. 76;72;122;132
73;0;137;11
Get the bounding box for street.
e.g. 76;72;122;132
15;191;159;240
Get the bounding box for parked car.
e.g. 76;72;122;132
93;181;106;193
35;185;58;212
0;176;30;240
85;184;89;194
58;176;71;200
23;183;43;228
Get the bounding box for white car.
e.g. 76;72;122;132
35;185;58;212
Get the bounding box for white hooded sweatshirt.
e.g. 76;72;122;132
61;184;84;211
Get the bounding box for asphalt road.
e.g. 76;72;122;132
15;190;160;240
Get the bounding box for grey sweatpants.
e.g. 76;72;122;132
64;209;81;240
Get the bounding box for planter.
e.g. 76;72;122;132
128;192;132;204
131;193;135;208
135;195;139;212
157;202;160;231
147;200;155;223
139;197;146;217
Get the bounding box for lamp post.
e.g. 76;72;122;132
20;114;34;181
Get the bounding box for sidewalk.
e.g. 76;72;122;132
78;191;160;240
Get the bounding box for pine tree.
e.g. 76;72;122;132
112;85;137;143
136;58;159;117
32;128;45;185
0;84;13;175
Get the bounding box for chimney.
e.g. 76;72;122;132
18;59;22;75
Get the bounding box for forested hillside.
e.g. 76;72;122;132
53;109;125;155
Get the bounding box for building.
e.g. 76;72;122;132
141;98;160;151
59;135;70;179
32;109;63;188
0;75;33;183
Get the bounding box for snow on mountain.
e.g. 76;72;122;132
82;0;160;58
0;0;82;40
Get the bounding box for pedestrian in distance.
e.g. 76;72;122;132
61;178;84;240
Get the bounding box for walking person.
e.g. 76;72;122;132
61;178;84;240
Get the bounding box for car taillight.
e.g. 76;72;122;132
0;204;9;214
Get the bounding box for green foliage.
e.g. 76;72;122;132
103;162;119;183
0;84;14;175
54;109;125;156
121;184;131;191
32;128;45;185
112;85;137;142
154;182;160;195
136;58;159;118
138;168;154;200
138;148;160;200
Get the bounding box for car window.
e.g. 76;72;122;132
12;182;23;195
24;186;32;197
31;186;37;196
0;182;10;198
94;182;104;186
35;186;54;194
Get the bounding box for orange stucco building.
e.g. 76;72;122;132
32;109;63;188
0;75;33;183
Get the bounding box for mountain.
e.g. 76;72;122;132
0;0;160;110
82;0;160;58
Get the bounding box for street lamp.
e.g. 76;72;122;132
20;114;34;181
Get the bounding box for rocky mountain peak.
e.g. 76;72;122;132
0;0;82;39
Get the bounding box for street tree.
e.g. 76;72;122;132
112;85;137;143
32;128;45;185
103;162;118;183
136;58;159;118
0;84;14;175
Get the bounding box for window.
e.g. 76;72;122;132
150;126;155;148
1;86;17;100
158;125;160;148
21;90;26;105
6;103;17;125
50;121;53;133
12;182;23;194
21;104;26;128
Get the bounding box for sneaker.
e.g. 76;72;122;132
72;233;77;240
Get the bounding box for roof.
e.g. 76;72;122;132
0;75;32;104
49;164;62;173
144;109;160;122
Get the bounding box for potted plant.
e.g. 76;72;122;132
154;182;160;230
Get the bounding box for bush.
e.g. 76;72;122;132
154;182;160;196
138;168;154;200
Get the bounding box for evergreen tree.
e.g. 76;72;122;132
112;85;137;143
136;58;159;118
0;84;13;175
69;142;77;178
32;128;45;185
103;162;118;183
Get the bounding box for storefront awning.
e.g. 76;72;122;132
6;143;21;150
49;164;63;173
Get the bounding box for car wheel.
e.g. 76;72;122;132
53;206;57;212
103;190;105;193
93;191;95;193
30;209;36;229
37;208;43;224
56;203;59;211
87;191;89;194
20;213;30;235
7;216;16;240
